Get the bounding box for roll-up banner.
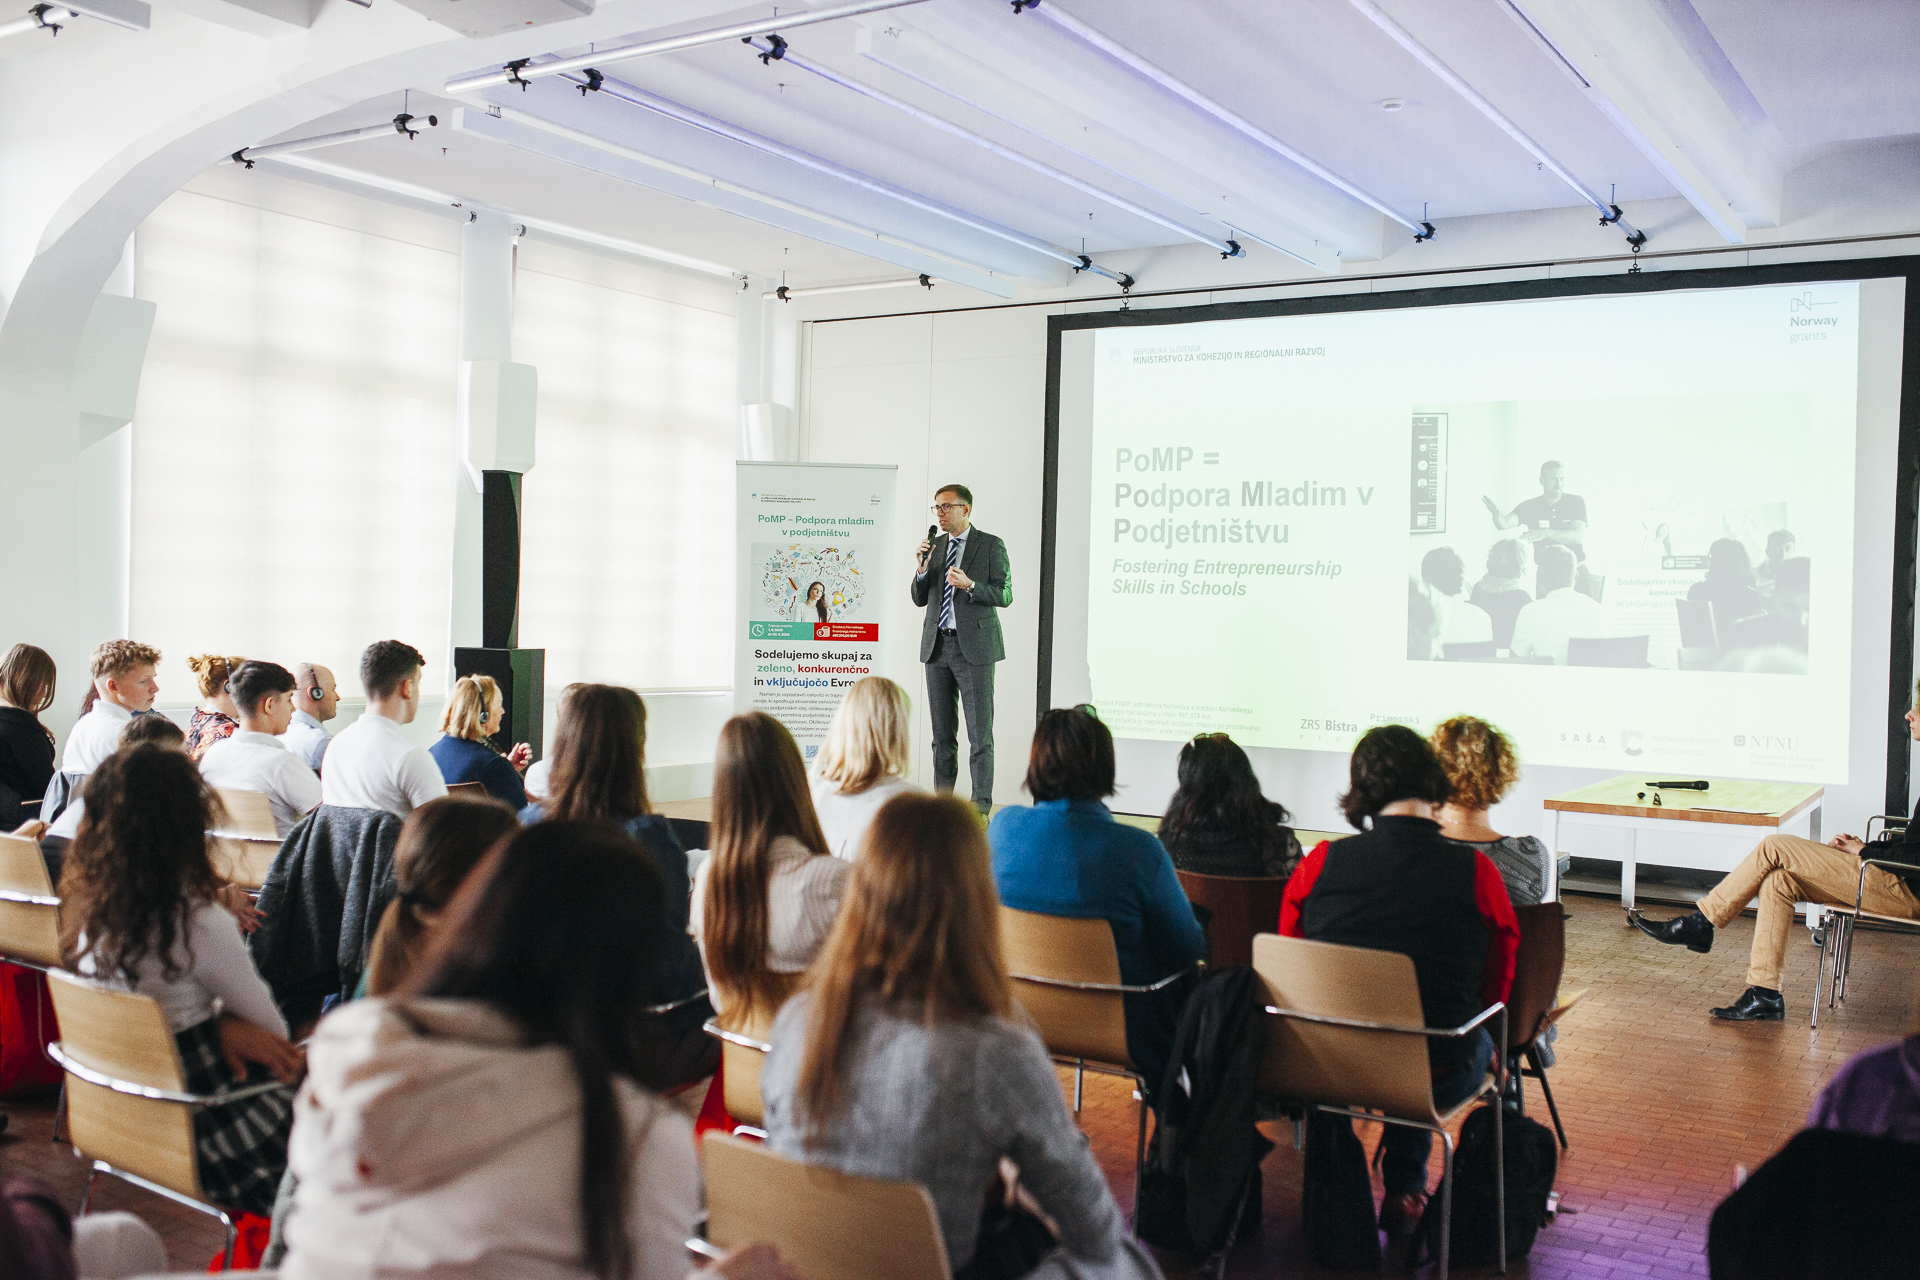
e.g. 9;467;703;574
735;461;898;761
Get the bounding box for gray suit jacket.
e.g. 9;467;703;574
911;527;1012;664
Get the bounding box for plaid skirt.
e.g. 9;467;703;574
176;1017;295;1218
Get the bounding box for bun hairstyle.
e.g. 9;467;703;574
1338;724;1453;831
186;654;245;699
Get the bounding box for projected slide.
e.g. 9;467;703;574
1080;282;1861;781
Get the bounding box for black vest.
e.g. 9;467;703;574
1301;815;1488;1073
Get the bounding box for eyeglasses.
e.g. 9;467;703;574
931;503;967;514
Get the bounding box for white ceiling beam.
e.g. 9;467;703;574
1503;0;1785;242
158;0;317;37
452;107;1022;298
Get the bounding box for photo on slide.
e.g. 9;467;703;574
753;542;869;629
1406;395;1811;673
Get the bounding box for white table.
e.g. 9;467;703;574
1542;775;1824;912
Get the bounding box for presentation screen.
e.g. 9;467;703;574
1046;268;1913;831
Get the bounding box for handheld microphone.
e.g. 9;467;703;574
1648;780;1710;791
921;523;937;569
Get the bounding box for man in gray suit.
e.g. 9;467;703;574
911;483;1012;813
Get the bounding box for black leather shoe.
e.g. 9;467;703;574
1631;909;1714;953
1710;987;1786;1021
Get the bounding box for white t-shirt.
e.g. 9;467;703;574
77;901;288;1035
200;730;323;837
809;774;916;861
523;756;552;802
62;702;133;774
319;713;447;817
1510;587;1613;665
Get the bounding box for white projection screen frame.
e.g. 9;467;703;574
1040;260;1920;869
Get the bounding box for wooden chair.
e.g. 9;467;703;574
999;906;1197;1220
44;971;289;1269
1812;839;1920;1028
1251;933;1507;1280
1176;870;1289;969
207;788;281;891
210;788;277;839
0;831;62;970
1506;903;1587;1149
700;975;799;1139
695;1132;950;1280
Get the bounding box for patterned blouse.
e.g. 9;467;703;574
185;709;238;761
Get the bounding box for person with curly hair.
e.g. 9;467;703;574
1158;732;1300;879
61;744;301;1218
1431;716;1555;905
62;640;161;775
184;654;246;760
1278;725;1518;1235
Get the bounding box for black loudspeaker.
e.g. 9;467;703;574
455;646;545;761
481;470;523;650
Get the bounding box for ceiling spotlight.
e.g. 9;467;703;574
1380;98;1405;112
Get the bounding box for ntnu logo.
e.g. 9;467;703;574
1739;733;1797;750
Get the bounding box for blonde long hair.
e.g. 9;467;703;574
702;712;830;1018
794;792;1011;1140
441;675;502;744
813;677;910;795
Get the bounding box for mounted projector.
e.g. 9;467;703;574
390;0;591;40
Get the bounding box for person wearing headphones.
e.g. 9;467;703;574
428;675;532;809
282;662;338;772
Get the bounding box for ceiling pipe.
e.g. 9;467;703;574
567;68;1125;285
764;275;934;300
1340;0;1646;248
444;0;932;95
1018;0;1433;242
226;113;437;168
745;36;1231;265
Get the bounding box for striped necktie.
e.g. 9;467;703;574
941;537;962;629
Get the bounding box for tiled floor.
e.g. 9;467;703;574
1;892;1912;1274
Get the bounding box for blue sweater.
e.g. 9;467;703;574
990;798;1205;987
427;735;526;810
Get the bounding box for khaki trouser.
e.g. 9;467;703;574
1697;834;1920;990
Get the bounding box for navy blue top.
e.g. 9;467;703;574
518;805;691;930
989;798;1205;987
428;734;527;810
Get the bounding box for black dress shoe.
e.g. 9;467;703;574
1631;909;1714;953
1711;987;1786;1021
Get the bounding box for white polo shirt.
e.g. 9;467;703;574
62;702;133;774
319;713;447;817
199;730;323;838
279;709;332;772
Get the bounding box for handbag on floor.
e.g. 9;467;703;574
1301;1112;1381;1269
1409;1104;1558;1267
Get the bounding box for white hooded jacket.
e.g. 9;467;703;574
281;997;699;1280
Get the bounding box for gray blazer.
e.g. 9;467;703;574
910;526;1011;664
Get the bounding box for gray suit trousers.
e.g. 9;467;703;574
925;633;995;810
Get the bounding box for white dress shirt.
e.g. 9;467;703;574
280;709;331;772
62;701;132;774
199;730;324;837
1509;587;1612;665
319;713;448;817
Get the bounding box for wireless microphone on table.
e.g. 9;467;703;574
1647;781;1710;791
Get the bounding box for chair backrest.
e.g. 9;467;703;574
716;973;800;1128
445;781;486;796
208;834;278;891
704;1132;951;1280
1176;870;1289;969
211;787;278;839
1675;596;1717;647
998;906;1132;1069
1506;903;1566;1050
1567;634;1650;667
45;970;203;1200
1441;640;1499;663
1251;932;1438;1122
0;833;62;969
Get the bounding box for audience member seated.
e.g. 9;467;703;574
990;704;1205;1100
62;744;302;1219
1469;538;1532;650
362;795;518;996
37;712;198;888
320;640;447;817
763;792;1143;1279
429;675;531;809
60;640;160;776
1806;1030;1920;1144
282;822;699;1280
0;644;57;830
691;711;850;1021
519;683;583;805
1159;731;1301;879
1755;529;1796;594
1420;546;1494;654
1279;725;1519;1236
184;653;245;760
809;676;918;860
199;661;322;838
1509;544;1609;664
1431;715;1554;905
524;684;717;1087
282;662;339;773
1632;685;1920;1020
1688;538;1769;626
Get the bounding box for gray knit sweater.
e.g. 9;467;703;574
761;994;1125;1272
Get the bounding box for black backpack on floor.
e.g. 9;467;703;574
1410;1105;1558;1268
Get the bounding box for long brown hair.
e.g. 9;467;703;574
59;745;225;981
363;795;519;995
0;644;56;717
546;685;650;822
795;792;1011;1140
701;711;829;1017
